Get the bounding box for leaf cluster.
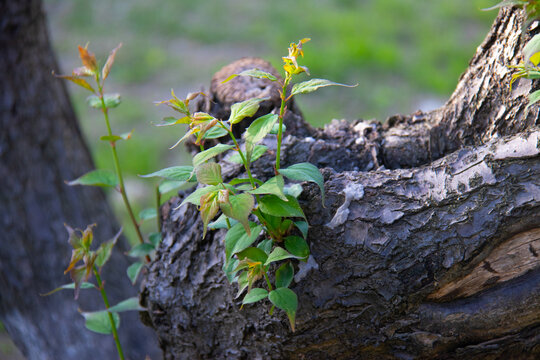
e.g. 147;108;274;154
152;39;355;331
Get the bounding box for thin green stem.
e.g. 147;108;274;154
97;86;150;263
93;267;125;360
225;125;256;189
263;271;273;292
275;76;291;171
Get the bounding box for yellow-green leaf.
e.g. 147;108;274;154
229;98;268;124
291;78;357;97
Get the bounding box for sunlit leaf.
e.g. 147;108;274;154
78;45;98;72
275;262;294;288
81;310;120;335
193;144;235;167
248;175;287;201
268;288;298;331
229;98;268;124
108;297;146;312
102;43;122;81
127;261;144;285
140;165;195;182
284;184;303;198
195;162;223;185
180;185;220;207
244;114;279;145
155;116;190;127
87;94;121;109
280;162;325;205
222;68;278;83
242;288;269;305
524;34;540;65
202;126;228;140
54;74;95;93
290;78;357;96
67;169;118;188
200;191;220;238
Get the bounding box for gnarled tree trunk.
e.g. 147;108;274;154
0;1;159;359
143;8;540;359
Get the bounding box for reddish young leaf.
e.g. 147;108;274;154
102;43;122;81
54;74;96;93
78;45;98;72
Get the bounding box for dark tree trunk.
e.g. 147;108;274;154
0;1;159;359
143;8;540;359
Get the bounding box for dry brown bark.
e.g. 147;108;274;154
143;8;540;359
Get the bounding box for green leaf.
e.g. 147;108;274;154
229;97;268;124
236;271;249;297
284;184;303;198
268;288;298;331
264;246;296;265
199;191;220;238
290;78;357;96
275;262;294;288
139;208;157;221
524;34;540;65
258;195;306;219
482;1;526;11
225;222;262;259
280;162;325;204
128;243;155;258
100;130;133;143
294;221;309;239
223;69;278;83
149;232;161;248
527;89;540;111
202;126;228;140
81;310;120;335
55;74;96;92
193;144;235;167
220;193;255;234
223;258;240;284
127;261;144;285
257;239;273;254
95;228;122;268
270;122;286;135
155;116;190;127
284;236;310;259
67;169;118;188
236;247;268;263
180;185;220;207
248;175;287;201
158;180;185;194
228;145;268;164
209;214;238;230
108;297;146;312
40;282;95;296
244;114;279;145
195;162;223;185
242;288;269;305
87;93;121;109
140;166;195;182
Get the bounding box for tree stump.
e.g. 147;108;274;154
143;8;540;359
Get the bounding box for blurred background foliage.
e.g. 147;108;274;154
41;0;496;244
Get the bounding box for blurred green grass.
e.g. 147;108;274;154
43;0;497;244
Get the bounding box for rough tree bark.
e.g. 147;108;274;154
0;1;159;359
143;8;540;359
